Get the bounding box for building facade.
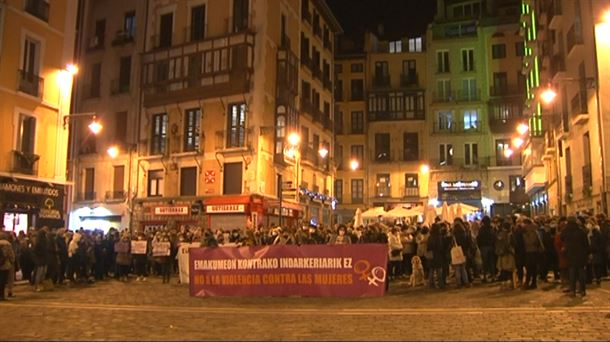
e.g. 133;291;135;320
520;0;610;216
0;0;78;233
426;0;527;216
70;0;341;232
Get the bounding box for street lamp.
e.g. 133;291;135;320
349;159;359;171
318;146;329;159
512;137;524;149
503;148;514;159
420;164;430;174
539;86;557;105
107;145;119;158
516;123;529;136
287;132;301;146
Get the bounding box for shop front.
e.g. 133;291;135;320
299;187;336;228
0;176;65;232
263;198;302;228
205;195;264;231
68;204;126;232
437;180;482;208
132;198;205;233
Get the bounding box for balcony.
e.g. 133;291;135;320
432;21;477;40
489;116;521;134
403;187;420;198
276;47;299;103
489;85;523;97
369;109;425;121
214;127;253;151
547;0;563;30
78;192;97;202
82;83;101;99
141;31;254;107
371;151;394;163
301;9;311;24
323;78;333;92
430;157;491;169
570;93;589;125
432;121;481;134
11;150;39;175
372;75;390;88
495;154;522;167
400;73;419;88
566;24;584;58
185;25;208;43
106;190;125;201
300;54;312;71
550;54;566;81
564;175;573;201
111;30;135;46
25;0;49;22
457;89;481;102
301;146;323;168
432;90;455;103
18;70;43;97
312;66;322;80
582;164;592;196
110;79;130;95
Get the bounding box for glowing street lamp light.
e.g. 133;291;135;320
603;9;610;24
65;64;79;76
540;87;558;105
287;132;301;146
420;164;430;174
88;119;103;135
512;137;524;149
349;159;359;171
318;146;328;158
107;145;119;159
516;123;529;136
503;148;514;158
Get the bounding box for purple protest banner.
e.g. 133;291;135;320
189;244;388;297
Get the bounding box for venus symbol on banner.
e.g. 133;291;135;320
353;259;386;287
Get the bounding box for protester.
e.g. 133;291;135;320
0;232;16;301
561;218;590;297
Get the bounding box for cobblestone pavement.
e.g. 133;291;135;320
1;276;610;341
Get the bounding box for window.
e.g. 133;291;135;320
94;19;106;46
351;179;364;204
25;0;49;22
389;40;402;53
151;113;168;155
452;2;481;17
227;103;247;148
437;111;453;131
351;79;364;100
335;64;342;73
84;168;95;200
275;115;286;155
113;166;125;199
223;162;242;194
492;72;507;95
464;143;478;165
301;126;309;147
515;42;524;56
190;4;206;41
334;180;343;204
461;48;474;71
492;44;506;59
437;79;451;100
233;0;249;33
350;111;364;133
302;81;311;102
19;37;41;96
335;144;343;169
184;108;201;152
375;133;390;161
124;11;136;38
335;79;343;101
496;139;513;166
583;132;591;165
405;174;418;188
509;175;525;193
351;63;363;72
437;50;450;73
350;145;364;167
17;114;36;155
408;37;422;52
462;78;477;100
439;144;453;165
148;170;164;197
463;110;478;130
118;56;131;93
90;63;102;97
376;174;391;197
402;60;417;85
180;167;197;196
335;111;343;134
578;62;588;114
159;12;173;48
114;111;127;144
403;133;418;161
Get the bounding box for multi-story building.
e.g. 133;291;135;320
334;31;429;223
70;0;341;232
521;0;610;216
0;0;78;233
426;0;527;215
69;0;145;231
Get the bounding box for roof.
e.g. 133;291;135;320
313;0;344;34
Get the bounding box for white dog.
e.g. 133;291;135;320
410;255;426;287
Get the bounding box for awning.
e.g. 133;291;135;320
205;195;251;205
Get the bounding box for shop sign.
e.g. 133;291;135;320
39;198;61;219
154;206;190;216
206;204;245;214
0;177;64;220
439;180;480;191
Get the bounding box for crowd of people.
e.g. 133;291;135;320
0;212;609;300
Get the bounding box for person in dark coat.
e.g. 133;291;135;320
512;221;526;287
588;224;605;285
561;218;590;297
427;223;449;289
56;229;69;284
477;216;497;282
32;227;49;292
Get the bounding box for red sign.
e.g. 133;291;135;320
205;170;215;184
189;244;388;297
154;206;189;216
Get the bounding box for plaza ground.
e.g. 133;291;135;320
1;277;610;341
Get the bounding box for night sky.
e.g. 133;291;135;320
326;0;437;45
